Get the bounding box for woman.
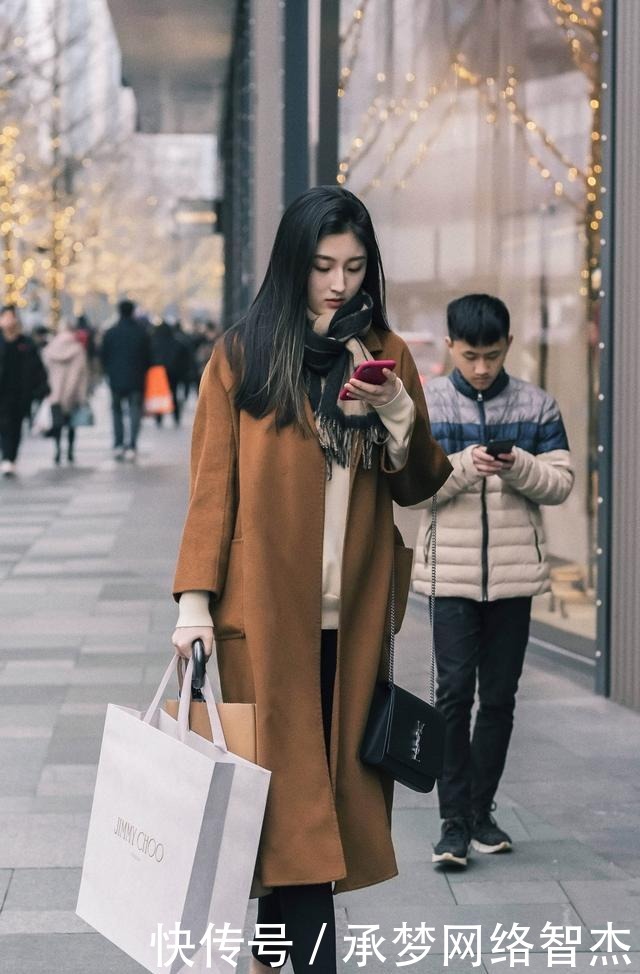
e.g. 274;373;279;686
42;320;89;465
172;186;451;972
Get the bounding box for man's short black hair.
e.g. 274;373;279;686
447;293;510;345
118;299;135;318
0;304;17;316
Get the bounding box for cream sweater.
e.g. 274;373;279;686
177;380;416;631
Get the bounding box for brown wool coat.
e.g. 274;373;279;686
173;327;451;893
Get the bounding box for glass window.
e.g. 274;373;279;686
339;0;603;651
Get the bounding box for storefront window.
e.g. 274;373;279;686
339;0;603;652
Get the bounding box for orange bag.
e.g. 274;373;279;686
143;365;173;415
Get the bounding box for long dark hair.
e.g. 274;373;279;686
225;185;389;428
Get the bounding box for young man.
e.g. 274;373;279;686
0;304;49;476
100;299;151;461
412;293;574;867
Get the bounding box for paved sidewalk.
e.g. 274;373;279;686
0;386;639;973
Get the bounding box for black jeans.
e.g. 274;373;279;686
111;390;143;450
0;405;23;462
252;630;337;972
434;597;532;819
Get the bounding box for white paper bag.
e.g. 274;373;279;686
76;656;271;973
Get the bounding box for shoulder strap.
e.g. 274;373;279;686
387;493;438;706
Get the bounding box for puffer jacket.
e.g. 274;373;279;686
412;368;574;601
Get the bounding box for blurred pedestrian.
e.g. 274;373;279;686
171;186;451;973
100;299;151;461
42;319;89;465
0;304;49;477
150;320;190;426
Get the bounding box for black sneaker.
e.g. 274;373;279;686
432;817;470;867
470;809;512;854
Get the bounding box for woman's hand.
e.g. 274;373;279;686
343;368;400;407
171;626;214;659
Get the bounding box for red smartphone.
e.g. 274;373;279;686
339;359;397;401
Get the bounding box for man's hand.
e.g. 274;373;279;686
471;446;515;476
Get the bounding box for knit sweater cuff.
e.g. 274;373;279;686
374;379;415;469
175;590;214;628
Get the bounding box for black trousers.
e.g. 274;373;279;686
433;596;532;819
0;405;23;462
252;630;337;972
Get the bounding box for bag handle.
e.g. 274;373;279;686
142;651;229;751
386;493;438;707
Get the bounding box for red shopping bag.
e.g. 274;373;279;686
143;365;173;415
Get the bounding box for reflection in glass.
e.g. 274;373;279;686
339;0;603;647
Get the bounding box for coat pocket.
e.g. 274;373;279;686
212;538;245;640
393;544;414;634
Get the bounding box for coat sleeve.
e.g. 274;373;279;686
381;341;452;506
499;447;574;505
172;345;238;600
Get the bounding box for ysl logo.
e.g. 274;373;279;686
410;720;426;761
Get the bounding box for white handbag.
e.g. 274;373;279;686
76;655;271;973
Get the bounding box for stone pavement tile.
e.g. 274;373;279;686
60;702;108;716
4;867;81;911
68;665;144;686
0;686;67;706
528;800;640;835
0;660;76;686
337;899;587;952
79;643;150;659
570;829;640;876
92;599;152;615
0;934;146;974
5;616;91;637
0;814;89;868
0;579;103;596
37;765;97;797
445;839;630;883
338;870;456;921
12;558;131;577
26;536;115;558
0;646;79;663
513;806;571;840
0;742;49;796
76;651;148;668
0;868;12;904
100;581;172;600
29;796;94;814
0;911;89;934
452;879;569;905
0;705;58;734
500;775;640;807
563;878;640;930
523;953;640;972
0;798;31;814
64;685;145;707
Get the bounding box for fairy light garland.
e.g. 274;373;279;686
338;0;372;99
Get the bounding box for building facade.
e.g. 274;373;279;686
221;0;639;710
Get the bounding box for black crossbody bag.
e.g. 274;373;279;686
360;495;445;793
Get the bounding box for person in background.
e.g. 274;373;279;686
42;319;89;465
150;320;191;426
0;304;49;476
411;293;574;868
100;298;151;461
171;186;451;973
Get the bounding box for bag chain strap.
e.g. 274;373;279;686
386;493;438;707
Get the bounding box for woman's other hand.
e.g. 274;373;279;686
343;367;400;407
171;626;214;659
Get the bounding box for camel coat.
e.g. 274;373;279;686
173;327;451;892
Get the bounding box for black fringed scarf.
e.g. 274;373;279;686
303;291;388;474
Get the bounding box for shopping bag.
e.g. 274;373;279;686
144;365;174;415
76;655;271;973
31;398;54;436
70;402;95;428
